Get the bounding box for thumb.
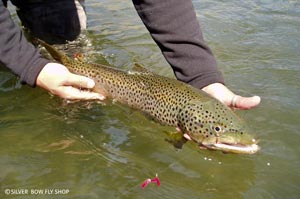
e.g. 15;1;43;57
233;95;261;110
65;73;96;89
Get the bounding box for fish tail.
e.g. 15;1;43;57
34;38;72;64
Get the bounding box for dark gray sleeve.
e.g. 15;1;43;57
0;2;50;87
132;0;225;88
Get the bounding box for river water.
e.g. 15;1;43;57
1;0;299;199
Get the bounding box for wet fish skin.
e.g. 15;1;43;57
38;39;259;154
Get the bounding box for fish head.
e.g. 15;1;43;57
177;99;259;154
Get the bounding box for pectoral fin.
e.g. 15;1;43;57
164;130;188;149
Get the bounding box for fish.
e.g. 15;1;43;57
37;39;259;154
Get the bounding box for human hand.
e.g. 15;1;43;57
36;63;105;100
202;83;260;110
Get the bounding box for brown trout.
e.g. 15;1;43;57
38;40;259;154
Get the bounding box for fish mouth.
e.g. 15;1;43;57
199;142;260;154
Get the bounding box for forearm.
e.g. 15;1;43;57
132;0;224;88
0;2;49;86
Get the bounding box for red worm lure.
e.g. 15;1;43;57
141;174;161;189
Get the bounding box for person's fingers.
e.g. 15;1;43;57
231;95;261;110
55;86;105;100
36;63;105;100
202;83;261;110
63;73;105;100
65;73;95;89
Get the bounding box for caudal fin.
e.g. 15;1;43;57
34;38;72;64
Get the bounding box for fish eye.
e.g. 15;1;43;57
209;124;223;134
215;126;221;132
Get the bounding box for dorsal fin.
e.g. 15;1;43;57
132;63;153;74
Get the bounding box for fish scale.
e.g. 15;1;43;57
38;39;259;154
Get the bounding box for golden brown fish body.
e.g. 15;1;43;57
38;40;259;154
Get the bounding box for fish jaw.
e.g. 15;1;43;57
199;135;260;154
183;130;260;154
200;142;260;154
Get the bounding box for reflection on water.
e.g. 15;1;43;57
1;0;300;198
